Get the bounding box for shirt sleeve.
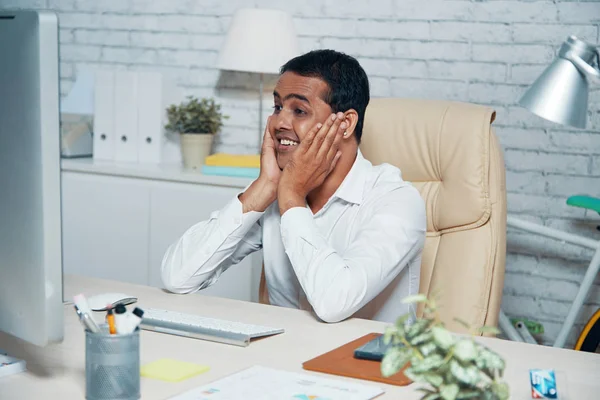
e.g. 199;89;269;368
279;186;426;323
161;192;264;294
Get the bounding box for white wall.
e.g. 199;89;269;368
2;0;600;346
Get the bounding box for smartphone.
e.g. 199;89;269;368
353;334;399;361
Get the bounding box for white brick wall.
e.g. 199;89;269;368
3;0;600;347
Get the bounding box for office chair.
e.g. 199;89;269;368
360;98;507;334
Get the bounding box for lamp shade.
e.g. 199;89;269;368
217;8;301;75
519;36;598;129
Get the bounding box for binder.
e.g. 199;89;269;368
92;70;115;161
136;71;163;164
113;71;139;163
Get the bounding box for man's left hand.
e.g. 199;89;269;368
278;112;346;215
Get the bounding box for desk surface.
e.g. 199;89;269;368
1;275;599;399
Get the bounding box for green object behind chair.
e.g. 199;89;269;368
566;195;600;214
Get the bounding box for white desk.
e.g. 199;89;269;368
1;275;599;399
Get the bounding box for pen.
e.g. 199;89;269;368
73;294;100;333
106;306;117;335
74;304;100;333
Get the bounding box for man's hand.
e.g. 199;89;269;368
278;112;346;215
239;117;280;213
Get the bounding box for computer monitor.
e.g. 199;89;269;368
0;9;63;346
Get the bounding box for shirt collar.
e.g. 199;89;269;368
331;149;369;205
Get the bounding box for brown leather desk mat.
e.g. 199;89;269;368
302;332;412;386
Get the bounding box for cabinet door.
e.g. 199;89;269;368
61;172;150;285
149;182;262;302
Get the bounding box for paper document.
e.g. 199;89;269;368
168;365;384;400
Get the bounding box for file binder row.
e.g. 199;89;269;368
93;70;164;164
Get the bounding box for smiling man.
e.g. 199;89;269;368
161;49;426;323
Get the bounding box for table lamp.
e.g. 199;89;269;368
519;35;599;129
500;36;600;348
217;8;301;149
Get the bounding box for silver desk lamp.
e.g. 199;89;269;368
500;36;600;348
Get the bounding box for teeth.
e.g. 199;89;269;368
280;139;298;146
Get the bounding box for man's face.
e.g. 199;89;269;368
270;72;333;170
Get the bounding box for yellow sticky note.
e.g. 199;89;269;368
141;359;209;382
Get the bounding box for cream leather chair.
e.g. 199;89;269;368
259;98;507;335
360;98;507;334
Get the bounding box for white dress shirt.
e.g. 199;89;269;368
161;150;426;323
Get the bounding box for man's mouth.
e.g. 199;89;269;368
279;138;299;147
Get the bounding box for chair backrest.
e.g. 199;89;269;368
360;98;507;333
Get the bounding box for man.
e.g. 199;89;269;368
161;49;426;323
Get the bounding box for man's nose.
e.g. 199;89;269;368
273;110;293;132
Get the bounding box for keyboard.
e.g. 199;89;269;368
139;308;284;347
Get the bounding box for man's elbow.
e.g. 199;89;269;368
161;271;192;294
312;303;353;324
161;256;194;294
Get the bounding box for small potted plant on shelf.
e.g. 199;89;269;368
165;96;228;169
381;294;509;400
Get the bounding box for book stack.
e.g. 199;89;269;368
202;153;260;179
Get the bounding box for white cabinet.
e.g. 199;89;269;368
61;172;150;285
60;160;262;303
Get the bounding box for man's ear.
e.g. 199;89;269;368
342;109;359;140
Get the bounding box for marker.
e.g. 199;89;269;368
114;304;128;334
106;306;116;335
128;307;144;333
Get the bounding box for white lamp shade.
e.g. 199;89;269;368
217;8;301;75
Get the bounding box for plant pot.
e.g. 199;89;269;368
180;133;214;169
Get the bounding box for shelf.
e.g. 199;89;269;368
60;158;253;189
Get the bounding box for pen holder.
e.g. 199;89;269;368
85;326;140;400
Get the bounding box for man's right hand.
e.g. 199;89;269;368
240;117;280;213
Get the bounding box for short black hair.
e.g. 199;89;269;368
279;49;370;143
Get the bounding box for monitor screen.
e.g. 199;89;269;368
0;9;63;346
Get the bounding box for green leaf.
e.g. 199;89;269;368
411;354;445;373
396;313;411;327
491;382;510;400
406;319;430;339
416;388;438;399
402;294;428;304
380;346;411;377
411;331;433;346
453;339;477;362
456;390;483;399
477;326;501;335
475;345;505;372
449;359;481;387
424;373;444;387
422;394;442;400
383;327;395;345
480;391;496;400
432;326;455;350
404;367;427;383
439;384;459;400
419;342;438;357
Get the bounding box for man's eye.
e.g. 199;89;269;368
294;109;306;115
273;105;282;113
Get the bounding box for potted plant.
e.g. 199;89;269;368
165;96;228;169
381;294;509;400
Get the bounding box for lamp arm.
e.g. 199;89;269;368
565;50;600;83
